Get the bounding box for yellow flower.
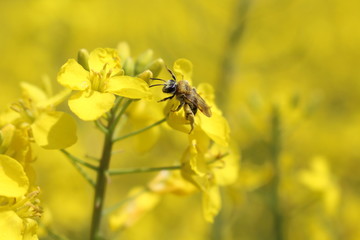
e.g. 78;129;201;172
0;154;40;240
57;48;151;121
4;82;77;149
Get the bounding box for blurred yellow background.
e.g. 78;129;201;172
1;0;360;239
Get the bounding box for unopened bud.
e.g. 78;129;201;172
117;42;131;64
77;48;90;71
146;58;164;78
135;49;153;74
123;57;135;76
137;70;153;84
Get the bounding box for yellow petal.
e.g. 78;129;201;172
57;59;90;90
22;218;39;240
88;48;122;75
199;112;230;147
213;150;240;186
0;210;23;240
0;154;29;197
202;185;221;223
173;58;193;83
68;90;115;121
106;76;151;99
31;111;77;149
180;140;208;191
164;98;192;133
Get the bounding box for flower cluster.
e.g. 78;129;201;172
108;58;238;230
0;42;238;239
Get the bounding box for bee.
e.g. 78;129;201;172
149;66;212;133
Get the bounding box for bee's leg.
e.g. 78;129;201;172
184;104;195;133
172;102;184;112
158;94;175;102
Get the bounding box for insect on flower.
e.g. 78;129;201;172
149;66;212;133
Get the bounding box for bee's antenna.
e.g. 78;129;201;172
165;65;177;81
150;78;166;82
149;84;165;88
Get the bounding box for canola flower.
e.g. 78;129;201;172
57;48;151;121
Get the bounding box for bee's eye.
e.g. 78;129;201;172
163;85;176;93
163;80;176;93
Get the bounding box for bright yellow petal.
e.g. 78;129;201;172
202;185;221;223
57;59;90;90
212;149;240;186
88;48;122;75
106;76;151;99
31;111;77;149
199;112;230;147
22;218;39;240
0;154;29;197
0;211;23;240
180;140;208;191
68;90;115;121
164;98;192;133
173;58;193;83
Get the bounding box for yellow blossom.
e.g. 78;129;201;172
4;82;77;150
57;48;151;121
0;154;29;198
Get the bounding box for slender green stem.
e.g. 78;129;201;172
108;165;180;176
60;150;96;187
108;153;228;176
95;119;108;134
113;99;132;128
61;150;98;171
90;99;127;240
269;106;283;240
112;118;166;143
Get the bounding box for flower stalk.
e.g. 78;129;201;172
90;100;120;240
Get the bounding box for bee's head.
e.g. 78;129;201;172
162;80;177;94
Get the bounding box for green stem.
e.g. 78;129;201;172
108;165;180;176
95;119;108;134
112;118;166;143
61;150;98;171
90;99;127;240
108;153;228;176
60;150;96;187
269;106;283;240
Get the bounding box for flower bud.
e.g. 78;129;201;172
135;49;153;74
77;48;90;71
146;58;164;78
137;70;153;84
0;124;15;154
123;57;135;76
117;41;131;64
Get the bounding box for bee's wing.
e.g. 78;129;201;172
187;88;212;117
